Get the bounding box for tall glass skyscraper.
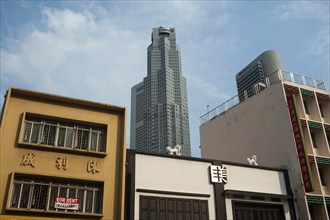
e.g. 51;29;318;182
131;27;191;156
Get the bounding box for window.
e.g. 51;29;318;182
303;100;310;115
233;201;285;220
311;132;318;148
309;205;316;220
140;196;209;220
319;168;326;186
22;115;106;153
319;104;325;118
9;174;103;214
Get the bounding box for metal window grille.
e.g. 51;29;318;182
23;117;106;153
10;176;102;214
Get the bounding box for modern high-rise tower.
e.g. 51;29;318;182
236;50;282;102
130;27;191;156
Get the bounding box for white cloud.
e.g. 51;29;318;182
1;6;147;106
305;28;330;61
41;8;96;34
273;1;329;22
272;1;329;86
1;2;233;157
188;73;231;101
302;26;330;86
1;2;234;104
214;14;230;28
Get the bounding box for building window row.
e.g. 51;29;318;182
9;174;103;215
22;115;106;153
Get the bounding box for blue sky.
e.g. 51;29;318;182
1;1;329;157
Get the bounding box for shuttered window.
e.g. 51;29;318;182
140;195;209;220
233;201;285;220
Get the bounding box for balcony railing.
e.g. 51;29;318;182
200;70;327;125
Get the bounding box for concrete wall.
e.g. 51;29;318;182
223;164;292;220
132;152;293;219
200;81;308;219
224;164;287;194
134;154;217;219
200;81;297;167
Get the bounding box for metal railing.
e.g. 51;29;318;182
200;95;239;125
268;70;326;90
200;70;327;125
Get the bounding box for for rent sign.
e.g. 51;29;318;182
55;197;80;210
287;95;314;192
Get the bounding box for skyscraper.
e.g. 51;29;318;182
236;50;282;102
131;27;191;156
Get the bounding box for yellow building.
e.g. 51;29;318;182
0;88;126;220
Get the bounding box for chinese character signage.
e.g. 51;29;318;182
210;165;228;184
286;95;314;192
21;153;36;167
55;157;68;170
55;197;79;210
87;160;100;174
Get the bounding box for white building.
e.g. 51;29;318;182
200;69;330;219
125;150;295;220
130;27;191;156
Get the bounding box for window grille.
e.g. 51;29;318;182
9;175;103;214
22;116;106;153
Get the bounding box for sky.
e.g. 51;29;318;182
1;0;329;157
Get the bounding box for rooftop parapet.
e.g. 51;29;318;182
200;70;327;125
267;70;326;91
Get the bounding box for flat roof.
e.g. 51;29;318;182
5;87;126;113
128;149;288;172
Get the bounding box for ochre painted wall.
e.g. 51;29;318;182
0;88;126;220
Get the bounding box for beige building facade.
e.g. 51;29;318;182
0;88;126;220
200;70;330;219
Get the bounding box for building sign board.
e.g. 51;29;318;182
286;95;314;192
210;165;228;184
55;197;80;210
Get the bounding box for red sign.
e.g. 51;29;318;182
287;95;313;192
55;197;80;210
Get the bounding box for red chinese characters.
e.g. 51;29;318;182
287;95;313;192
